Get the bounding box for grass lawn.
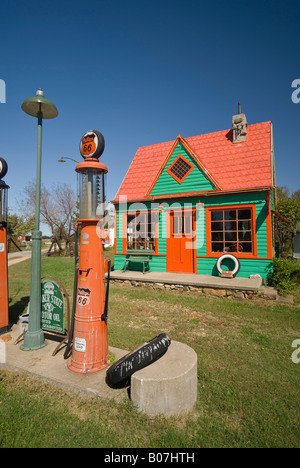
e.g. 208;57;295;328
1;256;300;448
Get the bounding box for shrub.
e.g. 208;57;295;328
271;257;300;295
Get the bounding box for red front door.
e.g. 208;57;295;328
167;209;196;273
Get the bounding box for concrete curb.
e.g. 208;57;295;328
1;325;129;402
1;327;198;418
131;341;197;416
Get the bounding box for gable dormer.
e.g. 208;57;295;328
148;135;220;197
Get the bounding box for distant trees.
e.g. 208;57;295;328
7;213;34;241
275;187;300;259
20;181;77;255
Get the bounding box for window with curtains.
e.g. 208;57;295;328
210;207;253;254
172;210;193;237
127;212;157;251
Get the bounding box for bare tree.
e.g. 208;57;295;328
20;181;76;255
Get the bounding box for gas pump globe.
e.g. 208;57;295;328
68;131;110;374
0;157;9;335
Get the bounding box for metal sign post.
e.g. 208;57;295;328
20;89;58;351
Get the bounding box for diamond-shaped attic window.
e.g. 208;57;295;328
167;155;194;184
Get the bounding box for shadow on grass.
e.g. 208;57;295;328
9;296;29;324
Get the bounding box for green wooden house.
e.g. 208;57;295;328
112;109;276;280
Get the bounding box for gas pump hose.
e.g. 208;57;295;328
64;224;80;359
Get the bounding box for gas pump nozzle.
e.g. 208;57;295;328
101;259;111;322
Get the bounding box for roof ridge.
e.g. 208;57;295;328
137;121;271;150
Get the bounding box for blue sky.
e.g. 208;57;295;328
0;0;300;234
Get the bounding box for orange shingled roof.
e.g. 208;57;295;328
113;121;272;202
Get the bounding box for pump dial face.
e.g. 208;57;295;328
0;157;8;179
79;130;105;159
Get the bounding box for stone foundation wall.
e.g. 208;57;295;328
110;278;264;301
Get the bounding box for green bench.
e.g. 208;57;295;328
123;251;152;274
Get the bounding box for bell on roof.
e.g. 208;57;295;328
232;102;247;143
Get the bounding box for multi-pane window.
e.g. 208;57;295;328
127;212;157;251
167;155;194;183
170;157;192;181
210;208;253;253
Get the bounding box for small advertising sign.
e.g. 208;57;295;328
41;280;65;334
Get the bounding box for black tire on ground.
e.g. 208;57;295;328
106;333;171;386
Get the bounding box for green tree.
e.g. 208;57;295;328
291;189;300;201
7;213;34;241
275;190;300;259
276;186;290;200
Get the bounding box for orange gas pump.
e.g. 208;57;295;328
0;157;9;335
67;131;110;374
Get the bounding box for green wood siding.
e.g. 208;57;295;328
116;205;123;254
150;142;216;196
114;254;167;272
271;188;276;252
114;192;272;279
115;254;271;279
196;205;206;256
197;257;272;279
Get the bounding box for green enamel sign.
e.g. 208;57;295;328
41;280;65;334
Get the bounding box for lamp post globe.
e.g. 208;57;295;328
21;89;58;351
21;88;58;119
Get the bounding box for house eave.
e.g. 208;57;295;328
111;186;272;205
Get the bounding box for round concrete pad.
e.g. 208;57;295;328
131;341;197;416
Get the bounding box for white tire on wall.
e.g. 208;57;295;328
216;254;240;277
